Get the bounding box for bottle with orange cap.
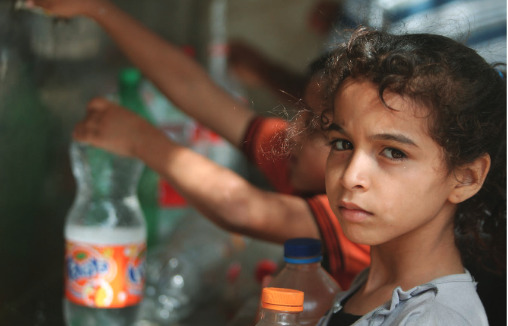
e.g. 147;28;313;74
255;287;304;326
267;238;340;325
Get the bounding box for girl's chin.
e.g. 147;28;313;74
340;224;377;245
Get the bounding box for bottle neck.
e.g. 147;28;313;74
71;141;143;199
283;255;322;265
284;257;322;270
119;85;153;123
258;308;301;325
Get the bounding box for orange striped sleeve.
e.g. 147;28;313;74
241;116;294;194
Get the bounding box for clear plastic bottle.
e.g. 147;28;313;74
255;287;304;326
63;141;147;326
137;214;241;324
267;238;341;326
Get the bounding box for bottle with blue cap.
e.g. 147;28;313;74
267;238;341;325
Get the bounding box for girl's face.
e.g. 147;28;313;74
325;80;459;246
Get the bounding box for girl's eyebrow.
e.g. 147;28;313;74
327;122;418;147
326;122;347;135
369;133;418;147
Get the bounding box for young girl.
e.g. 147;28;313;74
314;28;506;325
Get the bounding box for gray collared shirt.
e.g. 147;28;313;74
318;269;489;325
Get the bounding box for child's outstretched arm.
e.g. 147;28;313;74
28;0;256;148
73;97;320;244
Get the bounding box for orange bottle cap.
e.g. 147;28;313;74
261;287;304;312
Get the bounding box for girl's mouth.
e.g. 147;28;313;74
339;201;372;223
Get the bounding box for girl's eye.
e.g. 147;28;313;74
381;148;407;160
330;139;353;151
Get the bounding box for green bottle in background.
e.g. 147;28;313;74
118;67;159;249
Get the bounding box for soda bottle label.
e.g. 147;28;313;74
65;240;146;308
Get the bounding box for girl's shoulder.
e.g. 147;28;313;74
323;270;489;326
383;271;489;326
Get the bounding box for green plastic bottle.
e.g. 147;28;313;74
118;67;159;249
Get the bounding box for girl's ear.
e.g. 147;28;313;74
448;154;491;204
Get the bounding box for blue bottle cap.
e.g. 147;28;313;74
283;238;322;264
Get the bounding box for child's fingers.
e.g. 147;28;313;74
73;99;109;143
73;117;99;143
72;121;91;143
81;99;108;128
86;97;113;112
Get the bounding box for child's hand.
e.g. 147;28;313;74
24;0;105;18
73;97;149;158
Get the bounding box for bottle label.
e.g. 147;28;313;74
64;240;146;308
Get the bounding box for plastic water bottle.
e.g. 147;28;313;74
267;238;341;325
255;287;304;326
137;214;241;324
63;141;147;326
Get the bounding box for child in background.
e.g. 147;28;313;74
315;27;505;325
26;0;369;290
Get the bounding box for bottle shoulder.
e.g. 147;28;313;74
66;196;146;227
65;224;146;245
269;263;341;293
256;308;302;326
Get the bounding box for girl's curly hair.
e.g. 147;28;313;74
321;27;506;272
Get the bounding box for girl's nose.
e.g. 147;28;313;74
340;151;370;191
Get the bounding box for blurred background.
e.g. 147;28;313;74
0;0;322;325
0;0;505;325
